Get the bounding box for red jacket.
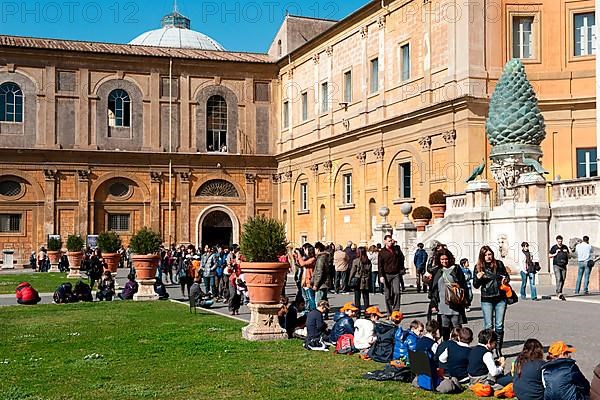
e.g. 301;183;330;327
16;282;39;303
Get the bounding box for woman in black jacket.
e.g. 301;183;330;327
429;248;468;341
348;247;372;314
473;245;510;357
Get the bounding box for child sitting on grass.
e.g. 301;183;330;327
354;306;384;355
393;318;423;363
468;329;508;390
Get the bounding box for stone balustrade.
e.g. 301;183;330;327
445;193;468;215
551;177;600;205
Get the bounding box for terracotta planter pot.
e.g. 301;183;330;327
431;204;446;220
103;253;120;273
132;255;160;280
66;251;83;268
413;219;430;232
47;250;60;265
240;262;289;305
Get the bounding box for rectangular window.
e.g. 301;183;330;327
300;183;308;211
343;71;352;102
370;58;379;93
401;44;411;81
399;162;412;198
343;174;353;204
160;77;179;98
108;214;130;232
574;12;596;56
512;16;534;59
321;82;329;113
301;92;308;121
0;214;21;233
283;101;290;129
576;148;598;178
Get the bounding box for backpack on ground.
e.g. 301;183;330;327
53;282;77;304
335;333;356;355
74;281;93;302
368;321;397;363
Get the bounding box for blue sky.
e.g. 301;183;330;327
0;0;369;53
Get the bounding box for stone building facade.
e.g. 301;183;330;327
0;0;597;264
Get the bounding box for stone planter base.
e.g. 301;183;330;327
67;267;81;279
133;279;158;301
242;303;287;341
48;264;60;272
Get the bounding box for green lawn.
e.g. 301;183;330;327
0;272;81;295
0;301;477;400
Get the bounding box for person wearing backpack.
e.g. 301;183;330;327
16;282;41;305
549;235;570;301
327;302;358;345
429;248;468;341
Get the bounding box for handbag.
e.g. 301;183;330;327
587;259;596;268
349;276;360;289
445;283;466;306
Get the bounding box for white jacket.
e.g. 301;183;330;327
353;319;375;350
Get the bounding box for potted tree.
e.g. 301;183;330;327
128;227;162;301
412;206;432;232
66;234;85;278
239;215;288;341
46;237;62;271
97;231;122;273
429;189;447;220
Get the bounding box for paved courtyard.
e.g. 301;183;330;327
1;269;598;380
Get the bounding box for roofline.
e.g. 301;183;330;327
277;0;382;65
285;14;338;23
0;34;273;61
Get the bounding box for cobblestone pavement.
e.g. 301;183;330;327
1;269;598;380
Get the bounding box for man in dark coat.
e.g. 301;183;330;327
378;235;405;314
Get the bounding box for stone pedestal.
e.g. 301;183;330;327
2;249;14;269
242;303;287;341
67;266;81;278
373;223;393;246
49;264;60;272
133;279;158;301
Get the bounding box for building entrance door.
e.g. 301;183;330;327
201;210;233;248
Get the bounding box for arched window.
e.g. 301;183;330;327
0;82;23;123
108;89;131;127
206;95;227;152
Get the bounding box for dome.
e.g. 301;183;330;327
129;11;225;51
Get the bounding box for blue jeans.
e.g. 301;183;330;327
575;261;592;294
520;271;537;299
203;276;215;294
481;298;507;335
303;287;316;311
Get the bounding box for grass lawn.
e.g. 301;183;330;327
0;272;81;295
0;301;477;400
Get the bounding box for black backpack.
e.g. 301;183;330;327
555;249;569;267
368;321;397;363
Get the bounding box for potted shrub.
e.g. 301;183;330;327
239;215;289;341
429;189;447;220
46;237;62;266
128;227;162;301
97;231;122;273
66;235;85;278
412;206;432;232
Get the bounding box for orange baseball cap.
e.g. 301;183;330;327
390;311;404;322
548;341;576;357
365;306;384;317
340;302;359;312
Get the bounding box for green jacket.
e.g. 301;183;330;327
311;252;330;290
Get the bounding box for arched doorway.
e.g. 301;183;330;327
201;210;232;248
196;205;240;249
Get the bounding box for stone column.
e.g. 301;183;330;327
374;147;385;214
150;172;162;235
76;68;90;149
245;173;256;219
180;73;191;151
43;169;58;238
179;172;191;243
76;170;90;236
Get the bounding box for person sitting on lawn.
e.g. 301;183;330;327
542;341;590;400
438;327;473;384
393;318;423;363
15;282;41;305
512;338;545;400
154;277;170;300
304;300;330;351
468;329;507;389
354;306;384;355
415;319;440;359
96;270;115;301
285;298;306;339
328;302;358;345
436;327;461;372
118;273;138;300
